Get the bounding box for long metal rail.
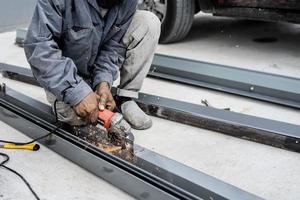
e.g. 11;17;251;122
14;29;300;109
149;54;300;109
1;64;300;153
0;86;262;200
136;93;300;152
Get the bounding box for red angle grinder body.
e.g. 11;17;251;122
98;109;114;129
98;109;134;152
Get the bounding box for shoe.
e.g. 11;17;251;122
121;100;152;130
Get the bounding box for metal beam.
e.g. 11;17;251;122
0;107;176;200
0;63;39;86
136;93;300;152
150;54;300;109
13;30;300;108
1;64;300;153
0;86;261;200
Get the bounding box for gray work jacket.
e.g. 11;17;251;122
24;0;138;106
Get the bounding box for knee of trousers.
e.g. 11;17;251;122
136;10;161;44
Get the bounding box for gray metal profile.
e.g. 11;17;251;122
1;64;300;153
0;86;262;200
149;54;300;109
13;29;300;108
0;63;39;86
136;93;300;152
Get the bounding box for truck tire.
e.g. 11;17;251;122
160;0;195;43
138;0;195;43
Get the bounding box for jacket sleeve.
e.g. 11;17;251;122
24;0;92;106
92;0;138;89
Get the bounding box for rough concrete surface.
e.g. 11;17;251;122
0;14;300;200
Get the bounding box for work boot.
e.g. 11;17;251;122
121;100;152;130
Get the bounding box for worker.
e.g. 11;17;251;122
24;0;161;130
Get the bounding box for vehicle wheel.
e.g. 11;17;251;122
138;0;195;43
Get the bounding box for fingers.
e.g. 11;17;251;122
88;96;100;124
73;92;100;125
99;93;108;111
106;102;113;111
106;99;116;111
95;94;101;101
99;93;116;111
89;108;99;125
96;82;112;111
75;105;96;124
74;106;88;118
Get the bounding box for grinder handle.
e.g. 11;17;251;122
98;109;114;129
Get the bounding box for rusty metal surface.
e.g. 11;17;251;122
136;93;300;153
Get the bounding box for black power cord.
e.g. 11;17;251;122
0;152;40;200
0;100;61;200
0;126;61;145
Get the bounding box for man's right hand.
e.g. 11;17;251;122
73;92;100;125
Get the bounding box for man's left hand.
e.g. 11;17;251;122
96;82;116;111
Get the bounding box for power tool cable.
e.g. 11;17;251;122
0;152;40;200
0;100;61;200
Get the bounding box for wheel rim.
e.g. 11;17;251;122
138;0;168;23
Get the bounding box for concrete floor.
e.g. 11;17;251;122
0;14;300;200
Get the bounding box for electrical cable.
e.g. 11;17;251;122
0;100;61;200
0;152;40;200
0;126;60;145
0;99;61;145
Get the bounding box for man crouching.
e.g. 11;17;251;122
24;0;161;130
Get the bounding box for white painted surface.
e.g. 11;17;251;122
0;14;300;200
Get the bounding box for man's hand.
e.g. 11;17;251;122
73;92;100;124
96;82;116;111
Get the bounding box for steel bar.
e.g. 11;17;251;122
0;86;261;200
136;94;300;152
0;63;39;86
1;64;300;153
149;54;300;109
11;29;300;109
12;29;300;109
